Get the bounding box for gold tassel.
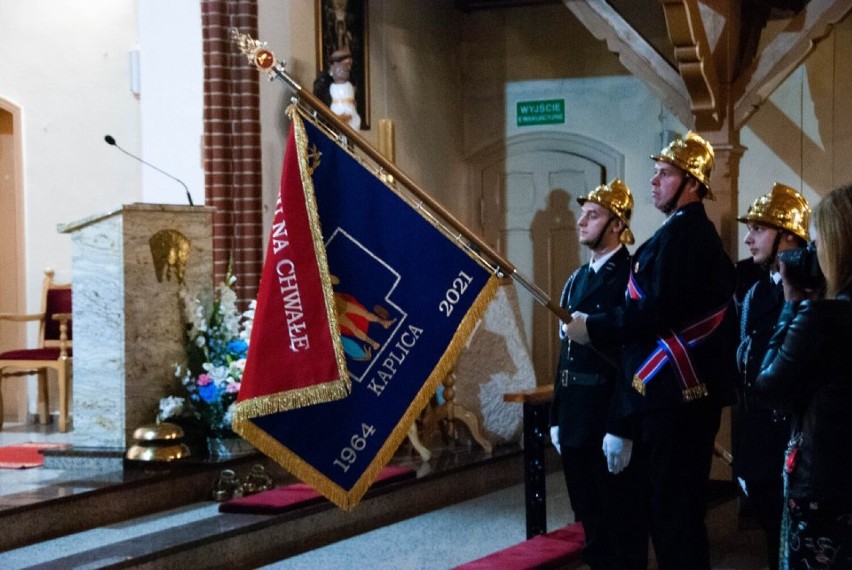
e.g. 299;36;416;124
632;375;646;396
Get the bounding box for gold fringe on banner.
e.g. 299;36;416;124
236;275;499;511
232;101;502;511
289;105;350;392
335;275;499;510
232;106;350;426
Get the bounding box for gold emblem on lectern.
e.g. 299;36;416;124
149;229;191;285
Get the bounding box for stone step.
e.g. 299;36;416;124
0;446;529;568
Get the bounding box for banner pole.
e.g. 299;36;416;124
230;29;571;324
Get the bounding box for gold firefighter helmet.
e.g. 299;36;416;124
737;182;811;241
577;178;635;245
651;131;715;199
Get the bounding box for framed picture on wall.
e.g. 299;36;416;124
314;0;370;130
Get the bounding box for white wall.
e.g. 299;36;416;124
504;77;685;247
138;0;204;206
0;0;141;295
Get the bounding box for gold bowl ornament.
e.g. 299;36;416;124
126;422;191;462
652;131;715;198
737;182;811;241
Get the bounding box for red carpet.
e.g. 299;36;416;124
454;522;585;569
219;464;416;514
0;442;71;469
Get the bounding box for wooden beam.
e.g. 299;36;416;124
660;0;723;129
563;0;694;127
733;0;852;129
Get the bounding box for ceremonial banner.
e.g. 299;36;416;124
234;106;498;509
235;110;350;415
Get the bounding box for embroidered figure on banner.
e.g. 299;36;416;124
325;228;405;381
331;274;396;361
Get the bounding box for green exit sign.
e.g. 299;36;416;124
517;99;565;126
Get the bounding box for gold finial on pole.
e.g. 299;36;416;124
228;30;571;325
230;28;284;76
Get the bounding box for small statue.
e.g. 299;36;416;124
313;47;361;130
242;463;275;495
212;468;243;502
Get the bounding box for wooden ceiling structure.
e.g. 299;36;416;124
563;0;852;251
457;0;852;252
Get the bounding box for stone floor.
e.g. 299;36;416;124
0;419;770;569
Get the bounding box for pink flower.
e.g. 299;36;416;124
226;382;241;394
197;373;212;386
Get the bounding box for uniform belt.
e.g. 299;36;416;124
559;370;607;387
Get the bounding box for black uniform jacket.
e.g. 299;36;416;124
757;288;852;508
735;276;790;480
585;202;739;419
551;246;631;447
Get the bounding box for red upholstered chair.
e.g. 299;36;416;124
0;269;73;432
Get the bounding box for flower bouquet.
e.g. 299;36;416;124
158;273;255;442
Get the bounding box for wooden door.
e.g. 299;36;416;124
479;147;605;385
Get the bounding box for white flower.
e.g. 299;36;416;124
230;358;246;374
163;272;255;436
157;396;186;421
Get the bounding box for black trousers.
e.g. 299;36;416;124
561;444;648;570
745;476;784;570
643;399;722;570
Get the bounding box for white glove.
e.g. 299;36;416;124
602;433;633;474
564;312;590;345
550;426;561;455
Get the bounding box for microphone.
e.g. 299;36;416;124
104;135;194;206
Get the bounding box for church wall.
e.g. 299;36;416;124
0;0;140;298
0;0;141;420
1;1;850;421
738;14;852;260
257;0;466;238
457;3;674;249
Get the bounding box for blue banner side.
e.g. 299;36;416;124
248;112;498;509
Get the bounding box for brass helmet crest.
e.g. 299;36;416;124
651;131;715;199
737;182;811;241
577;178;635;245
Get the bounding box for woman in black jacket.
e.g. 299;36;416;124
757;183;852;569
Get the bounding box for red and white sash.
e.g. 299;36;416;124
628;272;728;401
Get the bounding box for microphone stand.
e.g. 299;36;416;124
105;136;195;206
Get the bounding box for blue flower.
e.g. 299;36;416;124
227;339;248;359
198;382;220;404
165;272;254;437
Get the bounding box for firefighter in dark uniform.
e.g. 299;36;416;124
550;179;648;570
566;132;739;570
735;183;810;570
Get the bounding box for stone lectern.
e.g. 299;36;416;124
59;204;214;449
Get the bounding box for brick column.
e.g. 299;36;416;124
202;0;263;307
